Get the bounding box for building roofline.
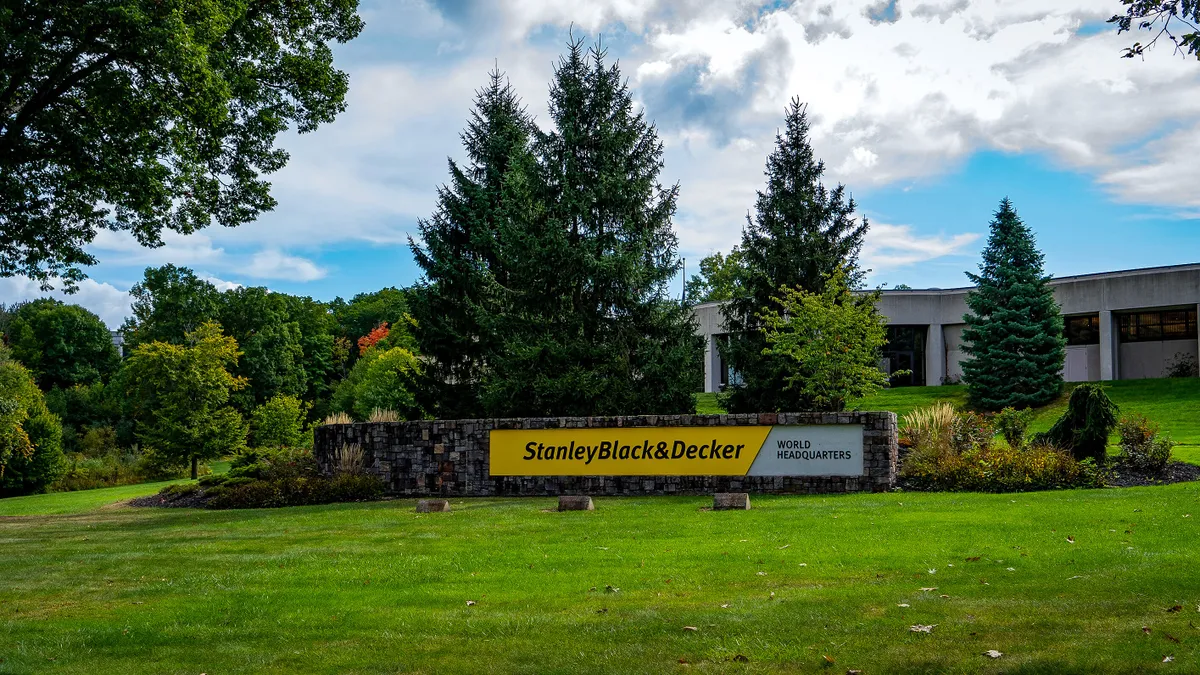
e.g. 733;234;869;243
690;262;1200;307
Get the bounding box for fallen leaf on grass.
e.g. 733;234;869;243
683;626;698;632
605;585;619;593
965;556;981;562
940;595;950;599
769;592;775;599
596;608;608;614
720;603;730;608
1167;605;1183;613
678;658;688;664
778;544;790;550
1166;634;1180;643
910;624;936;633
823;654;835;664
897;603;910;608
847;670;863;674
983;650;1003;659
1164;656;1174;663
1006;567;1016;572
757;571;767;576
927;569;937;574
919;587;937;592
1142;626;1152;635
466;601;476;606
732;654;749;663
1066;536;1075;544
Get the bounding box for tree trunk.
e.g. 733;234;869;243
191;455;198;480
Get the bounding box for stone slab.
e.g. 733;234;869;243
558;495;594;511
713;493;751;510
416;499;451;513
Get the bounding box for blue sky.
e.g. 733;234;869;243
4;0;1199;326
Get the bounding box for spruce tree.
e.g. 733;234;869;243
409;70;534;418
721;99;869;414
961;198;1065;411
481;38;702;417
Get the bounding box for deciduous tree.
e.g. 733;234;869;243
759;267;890;412
123;322;247;478
0;0;364;286
6;299;119;389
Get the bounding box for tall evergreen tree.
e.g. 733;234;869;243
409;69;534;419
481;38;701;417
721;99;869;414
961;198;1065;410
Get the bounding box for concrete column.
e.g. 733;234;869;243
1099;310;1117;381
926;324;945;386
703;334;716;393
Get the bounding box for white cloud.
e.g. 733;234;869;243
0;277;132;329
861;222;982;271
245;250;327;282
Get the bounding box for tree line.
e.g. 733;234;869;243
1;35;1072;496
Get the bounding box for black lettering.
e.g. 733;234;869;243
536;443;546;460
619;444;631;460
699;444;709;459
586;445;597;465
599;441;612;460
736;443;745;459
671;440;686;459
686;444;698;459
524;442;537;460
655;441;668;459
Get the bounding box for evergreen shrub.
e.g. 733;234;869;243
1033;384;1119;463
994;407;1035;449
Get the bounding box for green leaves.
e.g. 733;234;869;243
0;0;364;285
759;267;891;412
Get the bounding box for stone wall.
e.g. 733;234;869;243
313;412;898;497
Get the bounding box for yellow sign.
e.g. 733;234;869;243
489;426;771;476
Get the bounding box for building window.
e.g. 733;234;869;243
882;326;927;387
1064;314;1100;346
1118;309;1198;343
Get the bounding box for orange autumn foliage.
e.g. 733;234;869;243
357;322;390;353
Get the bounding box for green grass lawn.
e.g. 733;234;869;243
697;377;1200;464
2;486;1199;673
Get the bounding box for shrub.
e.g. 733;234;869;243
0;358;66;496
1116;414;1174;474
251;395;310;448
1034;384;1118;463
899;402;1100;492
205;473;383;509
994;407;1035;450
322;411;353;425
902;441;1100;492
334;442;365;475
950;411;992;452
1164;352;1198;378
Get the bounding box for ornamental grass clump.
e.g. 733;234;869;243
900;403;1100;492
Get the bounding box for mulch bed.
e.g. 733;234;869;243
1103;461;1200;487
128;490;210;509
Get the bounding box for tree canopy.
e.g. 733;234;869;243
685;248;745;304
0;0;364;286
6;298;118;389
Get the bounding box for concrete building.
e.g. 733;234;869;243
694;263;1200;393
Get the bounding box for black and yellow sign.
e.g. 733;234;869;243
489;425;864;477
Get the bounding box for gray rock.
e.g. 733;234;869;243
416;499;451;513
558;495;594;511
713;493;751;510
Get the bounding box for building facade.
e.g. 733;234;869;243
694;263;1200;393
